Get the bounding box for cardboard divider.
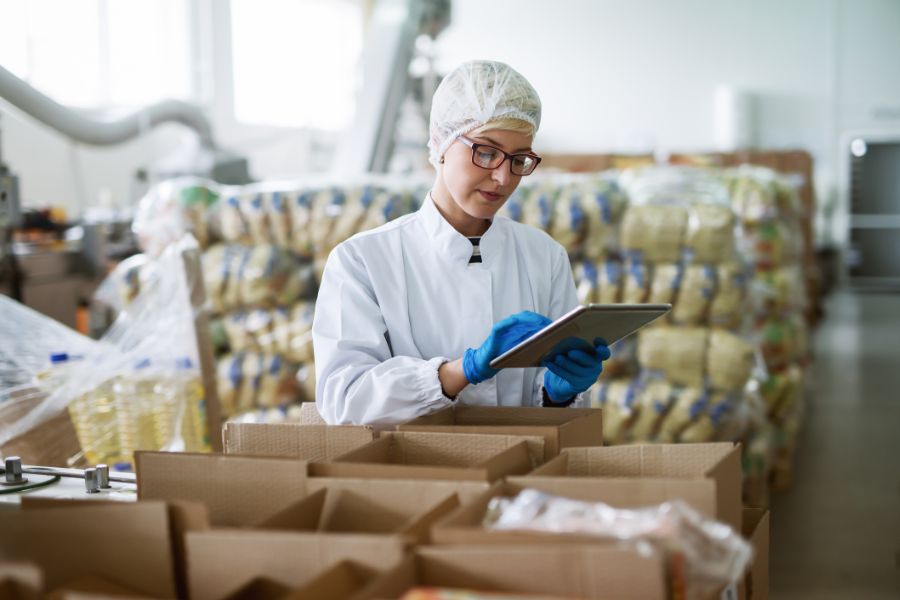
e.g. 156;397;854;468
311;432;537;482
278;561;383;600
0;501;178;598
526;442;742;531
432;478;718;545
357;546;669;600
185;480;465;600
397;406;603;461
306;477;491;514
135;451;308;526
223;423;375;460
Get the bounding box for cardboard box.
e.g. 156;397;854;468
278;561;383;600
0;502;177;598
525;443;742;531
135;451;308;526
358;547;669;600
311;431;536;482
432;478;722;546
186;480;462;600
19;497;206;600
223;423;375;460
46;574;158;599
305;477;491;521
397;405;602;462
741;508;770;600
298;402;327;425
0;563;42;600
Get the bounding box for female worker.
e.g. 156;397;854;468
312;60;610;426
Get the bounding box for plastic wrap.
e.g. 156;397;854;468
202;244;315;313
133;177;220;256
0;236;208;466
484;489;752;600
582;177;627;261
548;187;585;254
216;352;301;417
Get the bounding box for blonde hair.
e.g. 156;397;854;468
469;117;536;139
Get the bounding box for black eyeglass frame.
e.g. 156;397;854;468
456;135;542;176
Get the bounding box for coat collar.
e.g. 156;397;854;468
419;193;506;266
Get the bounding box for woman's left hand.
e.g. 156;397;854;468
542;341;611;403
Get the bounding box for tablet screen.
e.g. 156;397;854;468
489;304;671;370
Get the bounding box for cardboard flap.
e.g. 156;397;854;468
350;556;417;600
413;406;600;427
415;545;668;600
306;478;490;512
186;530;408;600
222;577;292;600
435;478;719;545
0;563;42;600
298;402;327;425
0;502;177;598
255;488;326;531
387;431;540;468
314;433;534;482
46;574;152;599
397;406;601;460
558;443;736;477
527;453;569;476
136;451;308;526
223;423;374;460
281;561;382;600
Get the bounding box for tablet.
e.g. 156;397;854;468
489;303;672;370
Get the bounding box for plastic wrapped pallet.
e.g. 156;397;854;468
656;386;708;443
216;352;300;418
622;257;650;303
202;245;314;312
521;188;554;233
133;177;221;256
620;203;688;263
288;189;317;258
710;262;749;330
629;378;674;442
672;265;717;325
685;203;736;263
590;379;641;445
582;177;627;261
638;326;708;388
549;187;586;254
706;330;756;393
597;259;624;303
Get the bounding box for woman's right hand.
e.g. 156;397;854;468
462;311;552;385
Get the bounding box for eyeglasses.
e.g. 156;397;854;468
457;135;542;176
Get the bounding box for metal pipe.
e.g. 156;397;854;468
0;63;215;149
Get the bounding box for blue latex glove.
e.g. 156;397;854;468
543;340;612;403
463;311;553;385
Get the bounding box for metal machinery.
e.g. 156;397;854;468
0;63;251;327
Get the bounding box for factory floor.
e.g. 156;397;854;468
769;289;900;598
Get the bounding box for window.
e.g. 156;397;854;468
0;0;192;109
229;0;364;131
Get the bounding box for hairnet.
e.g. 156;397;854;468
428;60;542;167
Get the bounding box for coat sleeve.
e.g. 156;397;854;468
531;243;586;407
312;241;454;426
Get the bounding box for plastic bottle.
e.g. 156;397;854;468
39;352;118;466
113;358;159;467
152;358;209;453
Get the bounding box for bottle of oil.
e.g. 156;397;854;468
152;358;209;453
113;358;159;468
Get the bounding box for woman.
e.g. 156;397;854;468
313;60;610;426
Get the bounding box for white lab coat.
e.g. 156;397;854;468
312;193;580;426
